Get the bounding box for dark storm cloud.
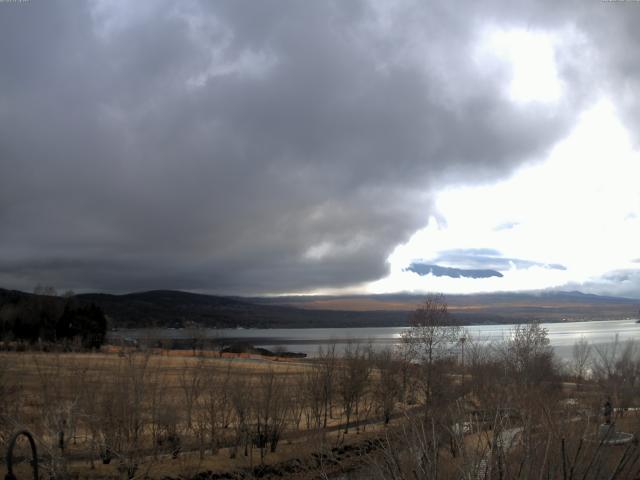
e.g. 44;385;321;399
0;0;635;293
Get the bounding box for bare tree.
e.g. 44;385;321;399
465;337;504;413
178;358;205;431
593;337;640;412
401;294;460;409
317;343;337;428
496;323;560;471
287;370;306;432
394;342;416;406
229;375;251;460
571;336;592;386
337;343;371;433
202;362;233;455
303;361;325;429
372;348;401;425
93;352;154;479
615;339;640;411
498;322;555;388
251;368;290;462
592;335;623;403
31;354;81;479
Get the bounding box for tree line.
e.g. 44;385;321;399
0;285;107;349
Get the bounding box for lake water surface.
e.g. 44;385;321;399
109;319;640;361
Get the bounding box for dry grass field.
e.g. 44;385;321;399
3;320;640;479
0;348;411;479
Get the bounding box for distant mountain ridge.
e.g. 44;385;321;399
75;290;407;329
60;289;640;328
1;288;638;329
406;263;503;278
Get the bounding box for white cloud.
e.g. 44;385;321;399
368;99;640;295
475;26;564;104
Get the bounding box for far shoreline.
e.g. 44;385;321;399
107;318;640;361
109;315;640;333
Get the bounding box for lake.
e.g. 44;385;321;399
109;318;640;361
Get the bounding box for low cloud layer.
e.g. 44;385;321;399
1;1;639;294
431;249;566;272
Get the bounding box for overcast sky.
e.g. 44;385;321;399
1;0;639;297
